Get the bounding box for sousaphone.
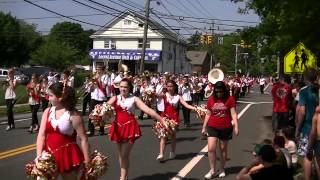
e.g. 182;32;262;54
205;68;224;98
208;68;224;84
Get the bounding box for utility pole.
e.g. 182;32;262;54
210;21;214;69
232;44;240;75
139;0;150;74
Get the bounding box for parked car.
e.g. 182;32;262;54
20;66;53;79
0;68;9;82
14;70;29;84
0;68;29;84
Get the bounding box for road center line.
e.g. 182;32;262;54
0;124;112;160
171;103;252;180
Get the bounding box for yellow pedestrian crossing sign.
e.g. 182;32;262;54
284;42;317;74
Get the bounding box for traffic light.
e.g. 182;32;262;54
207;35;213;44
240;40;245;48
200;35;207;44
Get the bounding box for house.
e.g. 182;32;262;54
186;51;211;75
89;10;191;74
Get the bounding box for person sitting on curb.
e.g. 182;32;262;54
236;144;293;180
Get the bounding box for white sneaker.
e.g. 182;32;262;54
5;126;11;131
204;170;216;179
156;154;164;162
218;172;226;178
169;152;176;159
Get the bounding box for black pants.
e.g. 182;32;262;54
41;97;49;112
182;101;192;125
88;99;105;134
6;99;15;127
192;93;200;105
260;85;265;94
30;104;40;126
139;103;151;119
82;93;91;115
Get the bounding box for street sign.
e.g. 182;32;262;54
284;42;317;74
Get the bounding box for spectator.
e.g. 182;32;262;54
202;81;239;179
4;69;16;131
26;74;41;133
271;77;292;132
236;144;293;180
281;127;298;166
295;68;319;180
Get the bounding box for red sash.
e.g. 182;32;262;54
97;80;106;96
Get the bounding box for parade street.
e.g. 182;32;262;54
0;85;273;180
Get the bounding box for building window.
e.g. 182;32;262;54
138;39;150;48
104;40;116;49
124;19;132;26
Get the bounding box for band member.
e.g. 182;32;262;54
179;75;193;127
113;72;123;95
4;69;16;131
61;70;74;88
27;74;41;133
81;76;92;116
40;77;49;111
138;76;155;119
88;65;109;136
204;82;214;99
155;76;168;114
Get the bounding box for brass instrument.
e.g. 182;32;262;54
208;68;224;84
118;60;128;73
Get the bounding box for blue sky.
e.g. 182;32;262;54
0;0;260;37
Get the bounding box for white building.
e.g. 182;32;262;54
89;10;191;74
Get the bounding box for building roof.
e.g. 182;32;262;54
91;10;186;44
186;51;209;65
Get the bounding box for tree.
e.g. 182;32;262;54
48;22;92;56
0;12;42;67
30;41;80;70
234;0;320;66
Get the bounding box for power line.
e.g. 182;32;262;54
0;0;55;3
118;0;144;11
160;0;192;35
185;0;210;18
161;0;194;17
18;12;118;20
84;0;180;40
23;0;104;27
196;0;214;18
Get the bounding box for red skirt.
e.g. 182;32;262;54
46;133;84;173
109;119;141;144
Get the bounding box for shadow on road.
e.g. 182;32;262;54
132;172;199;180
176;137;198;142
225;165;245;174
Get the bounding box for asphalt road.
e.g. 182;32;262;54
0;85;273;180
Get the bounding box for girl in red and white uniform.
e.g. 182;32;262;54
157;80;197;161
36;82;90;179
106;78;164;180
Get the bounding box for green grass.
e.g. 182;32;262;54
0;84;29;106
0;104;31;116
